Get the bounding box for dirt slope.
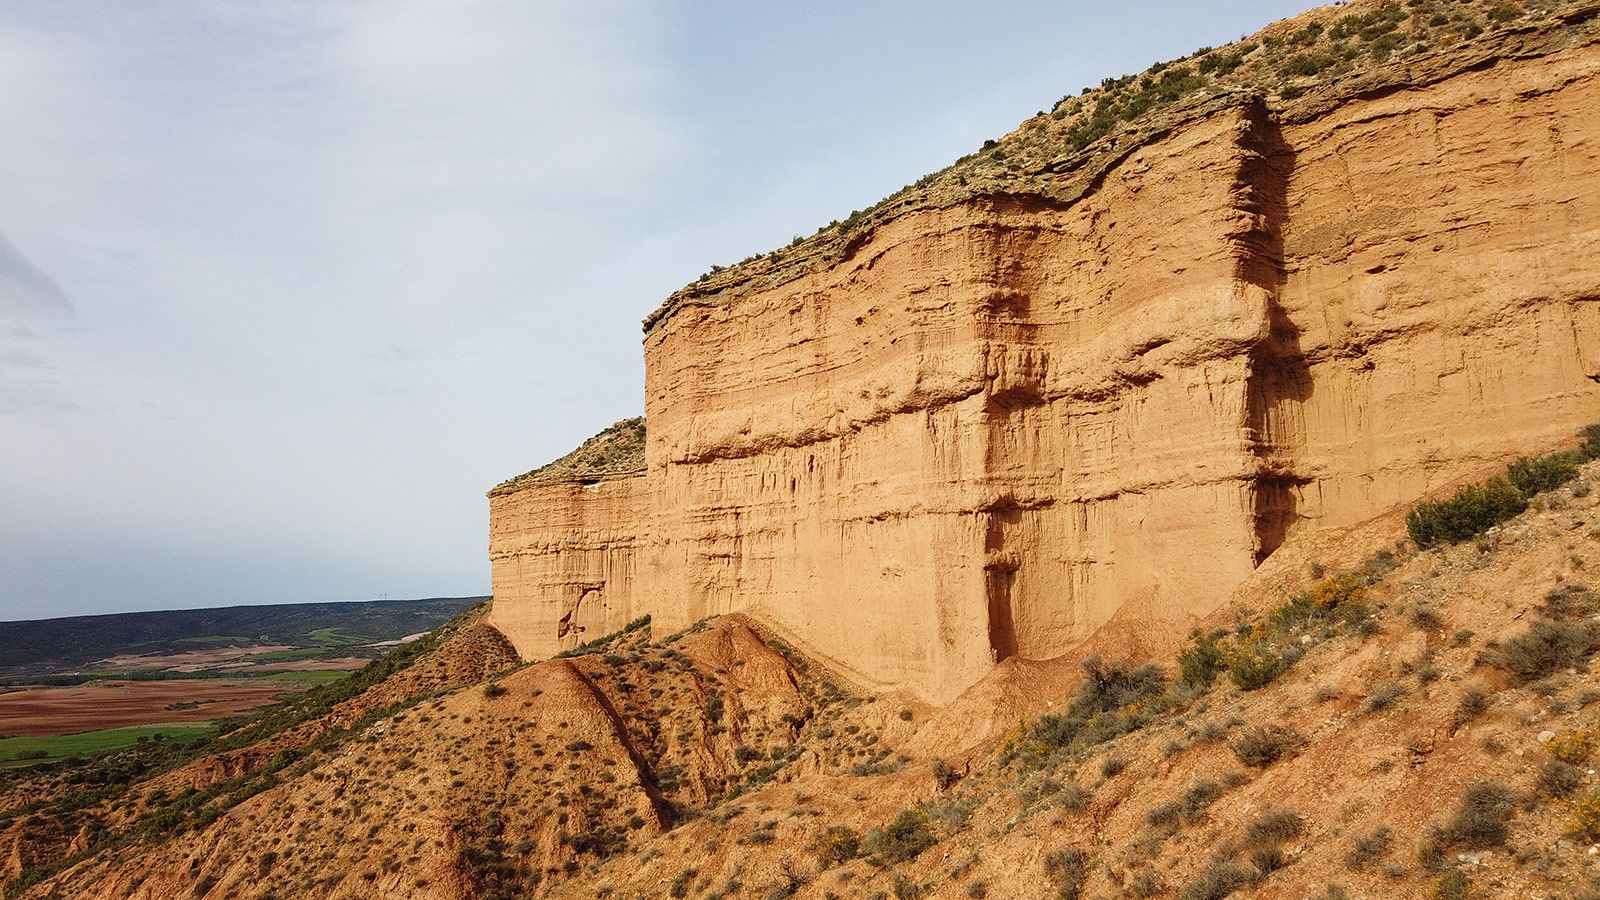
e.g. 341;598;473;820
18;452;1600;898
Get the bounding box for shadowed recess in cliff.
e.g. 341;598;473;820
1238;101;1312;565
983;503;1024;663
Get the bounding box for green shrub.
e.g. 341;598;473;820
1452;687;1489;727
1281;51;1333;76
1147;800;1181;828
1230;724;1303;768
813;825;860;867
1443;781;1514;849
864;809;935;863
1127;867;1163;898
1178;859;1251;900
1227;639;1286;691
1012;658;1167;764
1361;680;1408;715
1344;826;1393;871
1486;3;1520;23
1245;809;1306;846
670;867;697;898
1540;583;1599;619
1407;477;1527;548
1433;869;1472;900
1486;619;1600;681
1538;759;1583;798
1057;783;1092;812
1043;848;1091;899
1178;780;1223;822
1075;657;1166;714
1580;423;1600;460
1179;634;1227;688
1508;452;1581;496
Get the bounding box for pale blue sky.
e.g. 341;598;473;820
0;0;1318;620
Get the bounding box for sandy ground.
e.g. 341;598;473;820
0;680;310;736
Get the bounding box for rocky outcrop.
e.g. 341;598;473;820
490;4;1600;702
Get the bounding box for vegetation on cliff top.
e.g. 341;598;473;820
490;416;646;495
645;0;1592;333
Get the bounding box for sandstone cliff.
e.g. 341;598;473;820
490;0;1600;702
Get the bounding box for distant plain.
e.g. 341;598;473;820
0;596;481;767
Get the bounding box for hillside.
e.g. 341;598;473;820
0;596;484;679
0;601;518;893
14;434;1600;897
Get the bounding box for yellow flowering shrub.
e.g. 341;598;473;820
1567;791;1600;843
1547;729;1594;765
1306;572;1369;609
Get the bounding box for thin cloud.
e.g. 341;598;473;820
0;230;70;319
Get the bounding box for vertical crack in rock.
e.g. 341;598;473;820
971;206;1048;666
983;501;1023;663
1237;100;1312;565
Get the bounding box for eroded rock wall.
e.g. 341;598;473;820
491;45;1600;701
1267;47;1600;528
488;475;649;649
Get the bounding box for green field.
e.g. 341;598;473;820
258;669;350;684
239;646;347;664
0;723;216;768
303;627;361;646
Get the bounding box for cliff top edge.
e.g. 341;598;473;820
489;417;646;496
641;0;1600;336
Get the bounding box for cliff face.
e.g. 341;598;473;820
490;14;1600;701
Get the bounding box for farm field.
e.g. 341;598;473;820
0;723;216;768
0;597;482;768
0;679;309;736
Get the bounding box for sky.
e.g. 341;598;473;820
0;0;1320;621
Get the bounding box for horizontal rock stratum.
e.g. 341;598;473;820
490;0;1600;702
